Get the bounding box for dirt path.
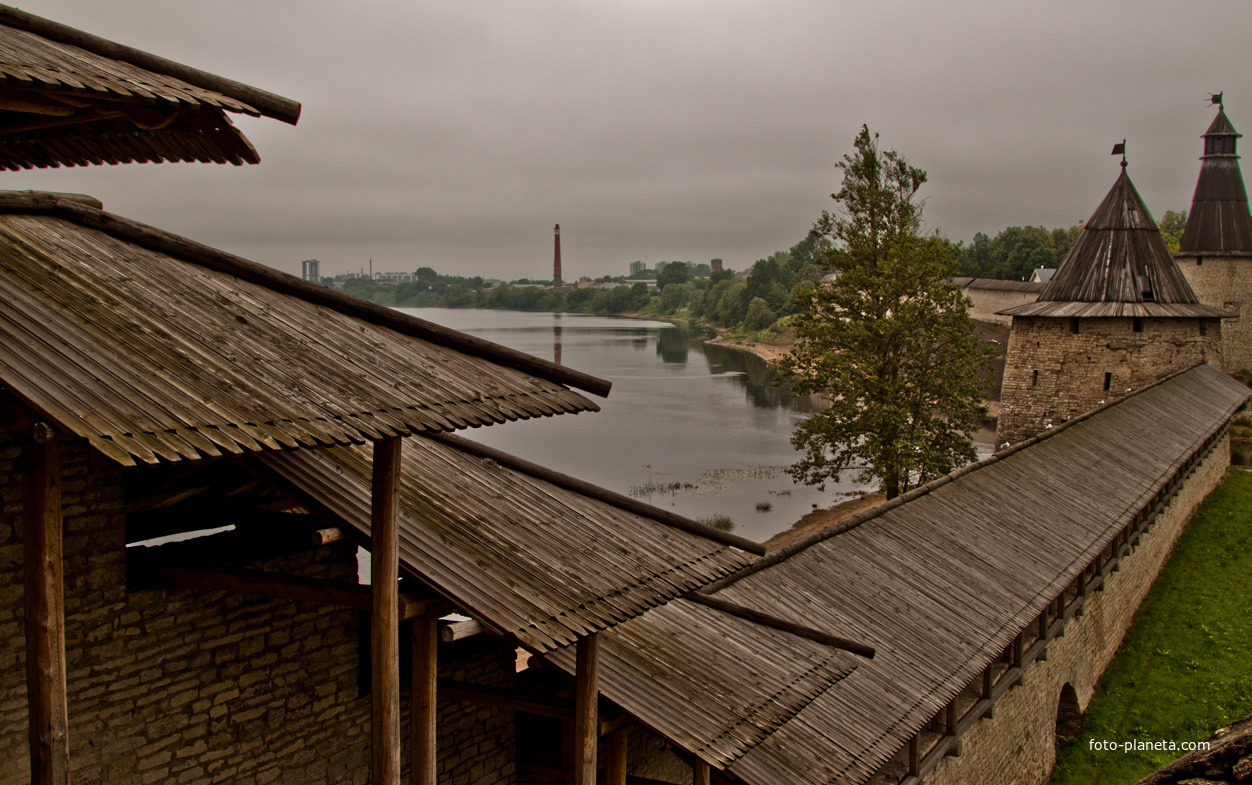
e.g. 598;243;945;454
762;491;887;551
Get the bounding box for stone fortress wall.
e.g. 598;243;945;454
910;435;1231;785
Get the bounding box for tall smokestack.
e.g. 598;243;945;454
553;224;563;288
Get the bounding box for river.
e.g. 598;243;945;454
399;307;872;542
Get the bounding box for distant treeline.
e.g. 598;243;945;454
334;230;830;339
332;210;1188;337
955;210;1186;281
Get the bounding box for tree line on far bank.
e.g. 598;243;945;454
331;209;1190;340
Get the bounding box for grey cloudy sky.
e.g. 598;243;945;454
6;1;1251;280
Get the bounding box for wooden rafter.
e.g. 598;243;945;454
135;564;437;619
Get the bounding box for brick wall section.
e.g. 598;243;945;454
0;437;516;785
997;316;1223;445
922;436;1231;785
1178;255;1252;382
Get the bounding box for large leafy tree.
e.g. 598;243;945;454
776;126;990;499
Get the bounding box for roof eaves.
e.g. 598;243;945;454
0;191;611;398
0;3;301;125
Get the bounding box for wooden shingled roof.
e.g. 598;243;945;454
951;277;1045;294
248;434;760;653
0;192;608;466
1001;167;1228;319
557;364;1248;785
1178;108;1252;256
0;4;300;168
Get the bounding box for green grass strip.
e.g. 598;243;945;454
1050;467;1252;784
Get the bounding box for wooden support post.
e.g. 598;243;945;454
410;615;438;785
371;437;403;785
573;634;598;785
945;701;957;736
981;665;992;700
605;726;628;785
24;430;68;785
693;759;711;785
907;734;920;776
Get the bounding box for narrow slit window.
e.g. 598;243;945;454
1032;370;1039;387
1199;319;1208;337
1133;317;1144;333
1070;318;1080;335
1103;372;1112;391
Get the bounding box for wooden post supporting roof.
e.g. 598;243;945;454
411;615;438;785
573;634;599;785
371;437;402;785
24;426;69;785
605;726;627;785
694;759;711;785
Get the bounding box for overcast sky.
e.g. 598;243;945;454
6;1;1251;281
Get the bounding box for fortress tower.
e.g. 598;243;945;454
996;160;1229;445
1175;103;1252;382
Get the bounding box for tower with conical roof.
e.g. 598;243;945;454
996;159;1229;445
1176;103;1252;381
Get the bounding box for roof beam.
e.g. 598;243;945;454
136;564;437;619
685;593;876;659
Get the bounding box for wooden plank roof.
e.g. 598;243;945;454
1003;167;1215;318
1178;108;1252;256
249;434;758;653
0;192;608;466
951;276;1045;293
0;4;299;168
553;364;1248;784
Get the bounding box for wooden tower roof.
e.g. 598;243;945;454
1001;165;1227;319
1178;106;1252;256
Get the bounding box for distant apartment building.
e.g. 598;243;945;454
301;258;320;282
630;261;645;276
711;258;723;272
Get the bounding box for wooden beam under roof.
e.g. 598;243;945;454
135;564;438;620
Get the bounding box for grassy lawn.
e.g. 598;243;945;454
1050;467;1252;784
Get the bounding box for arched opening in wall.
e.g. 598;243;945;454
1056;683;1082;741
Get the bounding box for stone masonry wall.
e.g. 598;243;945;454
1178;254;1252;383
923;435;1231;785
997;316;1222;445
0;437;516;785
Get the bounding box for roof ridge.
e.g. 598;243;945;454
699;363;1216;591
0;192;611;398
0;3;300;124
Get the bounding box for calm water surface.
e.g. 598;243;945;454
400;308;869;542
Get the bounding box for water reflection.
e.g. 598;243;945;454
394;307;863;541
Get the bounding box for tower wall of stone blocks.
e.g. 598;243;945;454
996;316;1223;445
1177;253;1252;382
